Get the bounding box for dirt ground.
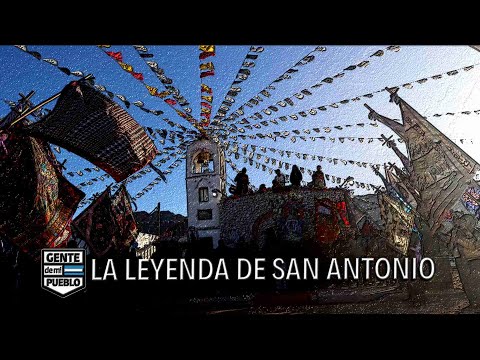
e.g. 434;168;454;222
181;285;473;316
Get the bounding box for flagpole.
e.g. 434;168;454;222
8;74;93;129
157;202;161;237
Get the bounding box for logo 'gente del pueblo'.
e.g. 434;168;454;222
41;249;86;298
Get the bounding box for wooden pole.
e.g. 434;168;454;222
19;91;35;103
8;92;61;128
157;202;161;237
8;75;93;129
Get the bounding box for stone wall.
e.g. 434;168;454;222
219;187;357;253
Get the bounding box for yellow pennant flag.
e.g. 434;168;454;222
199;45;215;53
175;109;187;119
119;62;133;72
145;85;158;96
199;62;215;71
201;95;213;103
201;107;212;114
201;83;212;93
98;45;111;48
155;90;170;99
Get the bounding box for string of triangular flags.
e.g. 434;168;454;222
216;46;325;125
225;119;380;134
76;174;112;188
211;45;266;123
226;158;240;173
14;45;167;117
154;123;191;137
133;155;185;199
78;152;186;207
198;45;216;127
133;45;194;118
232;61;480;130
143;126;196;145
14;45;85;76
427;108;480;119
228;141;383;169
220;127;476;145
222;45;400;125
226;133;388;143
227;150;383;191
63;146;180;183
98;45;202;129
66;166;101;178
152;150;186;168
133;176;165;199
148;116;199;134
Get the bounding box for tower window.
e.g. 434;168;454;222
197;209;213;220
199;187;209;202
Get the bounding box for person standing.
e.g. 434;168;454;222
312;165;326;188
272;169;286;191
290;165;302;187
234;167;249;196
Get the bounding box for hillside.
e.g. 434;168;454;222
134;210;187;238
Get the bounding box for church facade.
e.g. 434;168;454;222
186;136;357;254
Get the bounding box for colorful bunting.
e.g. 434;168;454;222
14;45;167;118
219;45;327;125
199;45;216;60
199;45;216;127
200;70;215;78
226;45;401;126
132;45;195;118
212;46;266;125
230;141;382;170
232;60;480;130
426;108;480;119
99;46;201;130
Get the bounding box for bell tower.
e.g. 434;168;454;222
186;136;226;249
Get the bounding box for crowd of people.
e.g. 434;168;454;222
232;165;327;197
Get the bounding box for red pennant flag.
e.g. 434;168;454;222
201;112;211;119
106;51;123;62
132;72;144;81
199;51;216;60
201;102;212;109
165;98;177;106
200;70;215;78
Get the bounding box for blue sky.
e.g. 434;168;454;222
1;45;480;216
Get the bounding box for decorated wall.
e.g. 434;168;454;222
219;187;356;254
